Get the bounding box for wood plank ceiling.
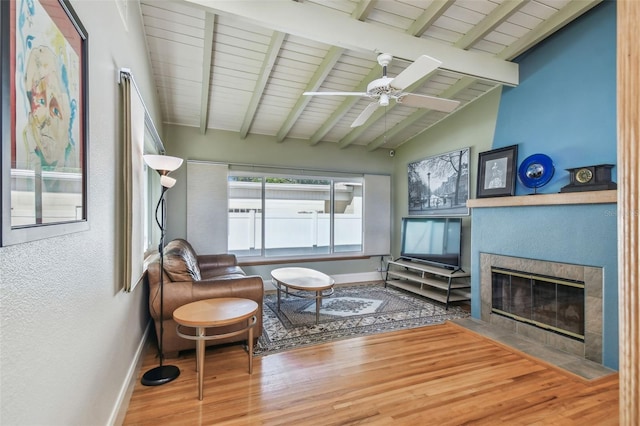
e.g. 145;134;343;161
139;0;601;152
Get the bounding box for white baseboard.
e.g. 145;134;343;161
109;322;151;426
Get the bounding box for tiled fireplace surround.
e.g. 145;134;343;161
480;253;603;364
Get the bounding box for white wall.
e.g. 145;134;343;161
0;1;158;424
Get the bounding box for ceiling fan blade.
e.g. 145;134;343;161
390;55;442;90
303;91;368;97
397;93;460;113
351;102;380;128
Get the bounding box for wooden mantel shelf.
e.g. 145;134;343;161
467;190;617;208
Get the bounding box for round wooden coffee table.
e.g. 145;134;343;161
173;297;258;400
271;267;335;324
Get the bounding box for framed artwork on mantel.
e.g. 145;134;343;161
1;0;89;246
476;145;518;198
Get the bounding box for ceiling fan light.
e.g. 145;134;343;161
379;93;390;106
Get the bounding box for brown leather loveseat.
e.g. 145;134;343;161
146;238;264;357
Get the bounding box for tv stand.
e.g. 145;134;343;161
385;258;470;309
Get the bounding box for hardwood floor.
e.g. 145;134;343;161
123;323;619;425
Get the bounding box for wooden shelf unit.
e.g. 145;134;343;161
385;258;470;309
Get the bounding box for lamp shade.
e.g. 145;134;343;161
160;175;177;189
143;154;183;173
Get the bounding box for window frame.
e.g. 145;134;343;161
227;171;364;261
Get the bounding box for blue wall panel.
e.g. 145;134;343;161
470;2;618;369
470;204;618;368
493;1;617;195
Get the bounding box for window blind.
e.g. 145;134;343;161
363;173;391;256
186;161;229;254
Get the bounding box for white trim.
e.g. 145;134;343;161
109;322;151;426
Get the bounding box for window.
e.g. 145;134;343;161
143;125;163;255
143;158;160;254
185;161;390;259
228;173;363;258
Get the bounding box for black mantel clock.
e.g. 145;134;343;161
560;164;617;193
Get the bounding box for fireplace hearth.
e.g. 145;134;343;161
480;253;603;364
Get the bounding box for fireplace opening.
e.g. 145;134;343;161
491;268;585;341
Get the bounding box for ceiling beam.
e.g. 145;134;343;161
497;0;602;60
240;31;286;138
276;47;343;142
454;0;527;49
352;0;376;19
199;12;215;134
360;0;527;151
308;95;359;146
354;0;527;147
303;0;377;145
184;0;519;86
308;60;384;145
327;0;455;148
407;0;455;36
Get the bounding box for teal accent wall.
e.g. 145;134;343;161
494;1;617;195
470;2;618;369
471;204;617;369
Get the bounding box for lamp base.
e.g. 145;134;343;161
141;364;180;386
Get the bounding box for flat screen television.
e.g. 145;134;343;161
400;217;462;270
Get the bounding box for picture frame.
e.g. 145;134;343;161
407;147;470;216
476;145;518;198
1;0;89;246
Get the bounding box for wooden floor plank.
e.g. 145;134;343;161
123;323;618;425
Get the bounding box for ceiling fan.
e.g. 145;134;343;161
304;53;461;128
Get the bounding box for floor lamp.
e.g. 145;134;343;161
141;154;183;386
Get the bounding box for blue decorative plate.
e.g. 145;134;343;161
518;153;554;188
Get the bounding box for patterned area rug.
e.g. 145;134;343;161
255;281;469;356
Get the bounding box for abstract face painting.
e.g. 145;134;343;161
24;45;75;168
15;0;81;172
4;0;87;239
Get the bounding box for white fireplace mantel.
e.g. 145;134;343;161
467;189;616;208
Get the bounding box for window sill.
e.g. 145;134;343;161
238;254;382;267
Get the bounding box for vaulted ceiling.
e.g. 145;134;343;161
139;0;601;152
